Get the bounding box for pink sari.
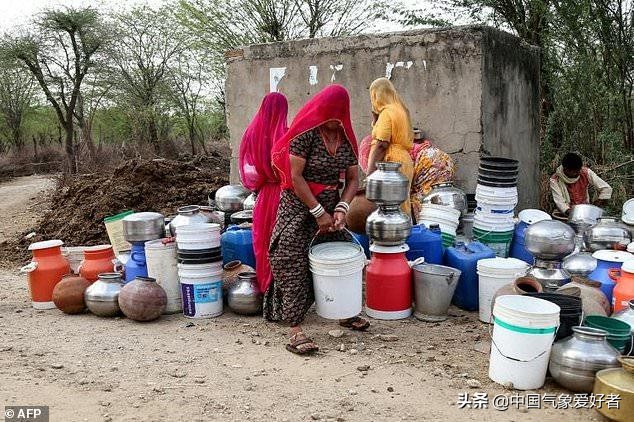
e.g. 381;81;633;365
239;93;288;294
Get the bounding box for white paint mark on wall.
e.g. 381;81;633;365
406;61;413;69
423;60;427;71
329;64;344;82
269;67;286;92
308;65;318;85
386;60;414;79
385;62;395;79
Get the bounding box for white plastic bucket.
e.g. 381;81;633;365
476;184;518;198
419;220;458;236
176;223;221;250
309;241;365;319
177;262;223;318
477;258;530;322
146;239;181;314
489;295;560;390
473;215;515;233
419;204;461;220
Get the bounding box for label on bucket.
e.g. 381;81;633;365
181;281;222;318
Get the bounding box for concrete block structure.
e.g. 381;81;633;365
225;25;540;209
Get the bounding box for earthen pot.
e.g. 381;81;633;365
222;260;254;299
492;276;543;304
558;276;610;316
346;190;377;234
52;274;91;314
118;276;167;322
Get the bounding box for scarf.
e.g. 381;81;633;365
238;92;288;294
271;84;358;190
555;165;580;206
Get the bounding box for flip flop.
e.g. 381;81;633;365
339;316;370;331
286;334;319;355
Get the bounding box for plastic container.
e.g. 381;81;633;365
104;210;134;256
589;250;634;304
80;245;117;283
145;239;181;314
20;240;71;309
221;225;256;268
445;242;496;311
524;293;582;340
477;257;530;322
473;227;515;258
351;232;371;259
309;241;365;319
178;262;223;318
124;242;148;283
609;260;634;312
489;295;560;390
176;223;221;251
584;315;633;353
365;244;413;320
406;225;443;264
509;221;534;264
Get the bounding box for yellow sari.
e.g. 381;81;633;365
370;78;414;215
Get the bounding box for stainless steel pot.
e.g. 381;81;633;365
549;326;621;393
569;204;604;234
227;272;262;315
524;220;576;261
169;205;212;237
584;217;631;252
562;252;597;277
243;193;257;210
613;300;634;334
412;263;461;322
84;273;124;317
122;212;165;243
529;259;571;291
366;205;412;246
214;184;251;212
365;162;409;205
421;182;467;217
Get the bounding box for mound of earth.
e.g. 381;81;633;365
1;155;229;264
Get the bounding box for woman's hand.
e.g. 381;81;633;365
316;213;335;233
333;211;347;231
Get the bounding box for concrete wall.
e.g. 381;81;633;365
225;25;541;207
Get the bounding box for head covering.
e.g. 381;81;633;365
238;92;289;294
272;84;358;189
239;92;289;190
369;77;414;142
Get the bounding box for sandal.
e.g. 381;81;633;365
339;316;370;331
286;332;319;355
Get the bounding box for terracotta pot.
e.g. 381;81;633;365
118;276;167;322
558;276;610;316
346;190;377;234
492;276;543;304
80;245;116;282
222;260;254;298
52;274;91;314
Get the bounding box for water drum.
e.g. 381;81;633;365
145;239;181;314
477;257;530;322
177;262;223;318
489;295;560;390
309;235;365;319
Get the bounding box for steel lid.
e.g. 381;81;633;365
592;250;634;263
28;239;63;251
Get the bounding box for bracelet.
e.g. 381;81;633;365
310;204;325;218
336;201;350;212
334;206;348;215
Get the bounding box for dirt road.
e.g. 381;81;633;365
0;176;601;422
0;175;54;243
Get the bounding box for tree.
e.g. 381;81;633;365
107;7;184;154
295;0;387;38
0;57;35;150
1;7;104;173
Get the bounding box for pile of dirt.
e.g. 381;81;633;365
1;155;229;264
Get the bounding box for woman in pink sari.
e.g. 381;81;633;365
239;92;289;295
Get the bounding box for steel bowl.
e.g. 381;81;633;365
562;252;598;276
122;212;165;243
524;220;576;260
214;184;251;212
569;204;604;225
584;217;631;252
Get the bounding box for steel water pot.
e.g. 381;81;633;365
366;205;412;246
549;326;621;393
584;217;631;252
214;184;251;212
365;162;409;205
84;272;124;317
227;272;263;315
169;205;212;237
412;263;461;322
524;220;576;261
421;182;467;217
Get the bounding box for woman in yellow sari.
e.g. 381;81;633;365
366;78;414;215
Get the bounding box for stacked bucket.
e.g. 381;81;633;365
175;223;223;318
418;204;460;247
474;157;519;257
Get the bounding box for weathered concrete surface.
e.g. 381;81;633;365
225;25;540;208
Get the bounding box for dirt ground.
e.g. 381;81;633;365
0;176;603;422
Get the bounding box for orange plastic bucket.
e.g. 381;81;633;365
80;245;116;282
21;240;71;309
609;260;634;312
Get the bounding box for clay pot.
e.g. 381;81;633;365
52;274;91;314
222;260;254;298
118;276;167;322
492;276;543;304
558;276;610;316
346;190;377;234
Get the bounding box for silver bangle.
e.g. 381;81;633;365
310;204;325;218
336;201;350;211
334;206;348;215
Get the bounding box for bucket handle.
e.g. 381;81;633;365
19;262;38;273
488;316;559;363
408;257;425;268
309;227;362;250
608;269;621;282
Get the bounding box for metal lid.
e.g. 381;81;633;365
28;239;63;251
592;250;634;263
